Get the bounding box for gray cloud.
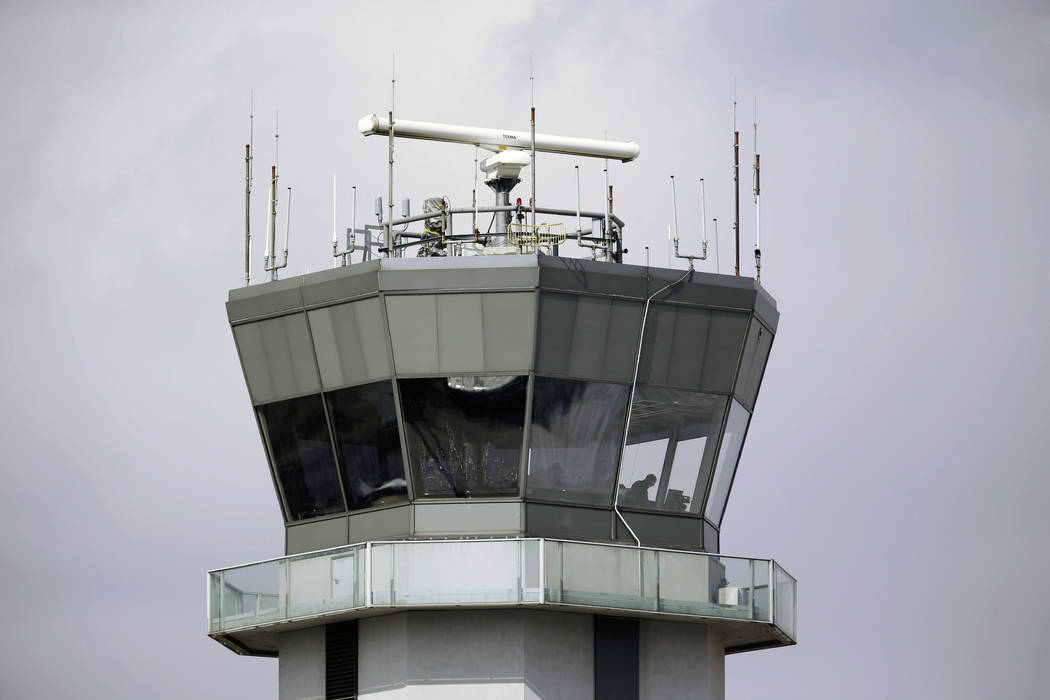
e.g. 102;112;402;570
1;1;1047;697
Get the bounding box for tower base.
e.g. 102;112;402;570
278;609;725;700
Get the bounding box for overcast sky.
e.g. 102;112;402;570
1;1;1048;698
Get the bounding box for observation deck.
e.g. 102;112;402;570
209;538;796;657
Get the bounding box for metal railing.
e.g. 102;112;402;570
208;538;796;643
508;222;567;250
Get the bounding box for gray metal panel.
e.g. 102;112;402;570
536;292;643;383
278;627;326;700
566;295;612;376
700;311;749;393
524;503;611;540
666;307;708;388
639;305;747;394
380;255;539;291
702;520;719;553
753;284;780;331
640;304;677;386
614;511;702;550
535;293;576;375
481;292;536;372
347;505;412;544
385;295;439;373
285;516;349;555
523;611;595;700
735;316;774;410
300;260;381;307
537;257;774;321
436;294;484;372
227;277;303;323
233;313;321;404
639;621;724;700
309;297;390;390
604;299;645;381
413;502;523;535
537;256;648;298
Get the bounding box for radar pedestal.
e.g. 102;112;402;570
208;255;795;699
481;150;531;242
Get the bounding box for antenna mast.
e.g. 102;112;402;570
473;147;479;238
331;173;339;268
733;82;740;276
387;55;395;257
574;165;582;235
713;217;720;274
263;113;288;280
284;186;291;266
753;97;762;283
350;185;357;263
271;113;279;279
530;53;536;228
604;130;611;262
244;91;253;287
671;175;708;269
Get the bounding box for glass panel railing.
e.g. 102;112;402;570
753;560;771;623
209;572;223;632
371;540;538;606
545;541;772;624
772;562;797;641
209;539;793;639
286;547;366;618
547;541;658;611
218;560;283;630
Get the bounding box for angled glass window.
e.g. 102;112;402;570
399;375;527;497
527;378;630;506
233;313;321;405
735;316;773;410
535;293;643;383
618;388;727;514
259;395;345;521
637;304;748;394
386;293;534;374
308;297;390;391
704;399;751;526
326;381;406;510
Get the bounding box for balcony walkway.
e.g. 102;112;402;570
209;538;796;656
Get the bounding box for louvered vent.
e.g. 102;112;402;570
325;620;358;700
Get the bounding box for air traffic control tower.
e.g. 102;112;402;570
208;253;796;699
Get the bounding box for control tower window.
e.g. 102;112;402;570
704;399;751;526
399;375;527;497
258;395;345;521
327;381;407;510
527;377;629;506
618;387;727;514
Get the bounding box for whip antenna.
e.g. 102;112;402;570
530;52;537;228
753;97;762;283
575;165;582;234
244;90;254;286
733;80;740;276
331;173;338;267
386;53;395;257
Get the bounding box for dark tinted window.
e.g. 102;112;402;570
327;381;406;510
259;395;345;520
399;375;527;497
527;378;629;506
